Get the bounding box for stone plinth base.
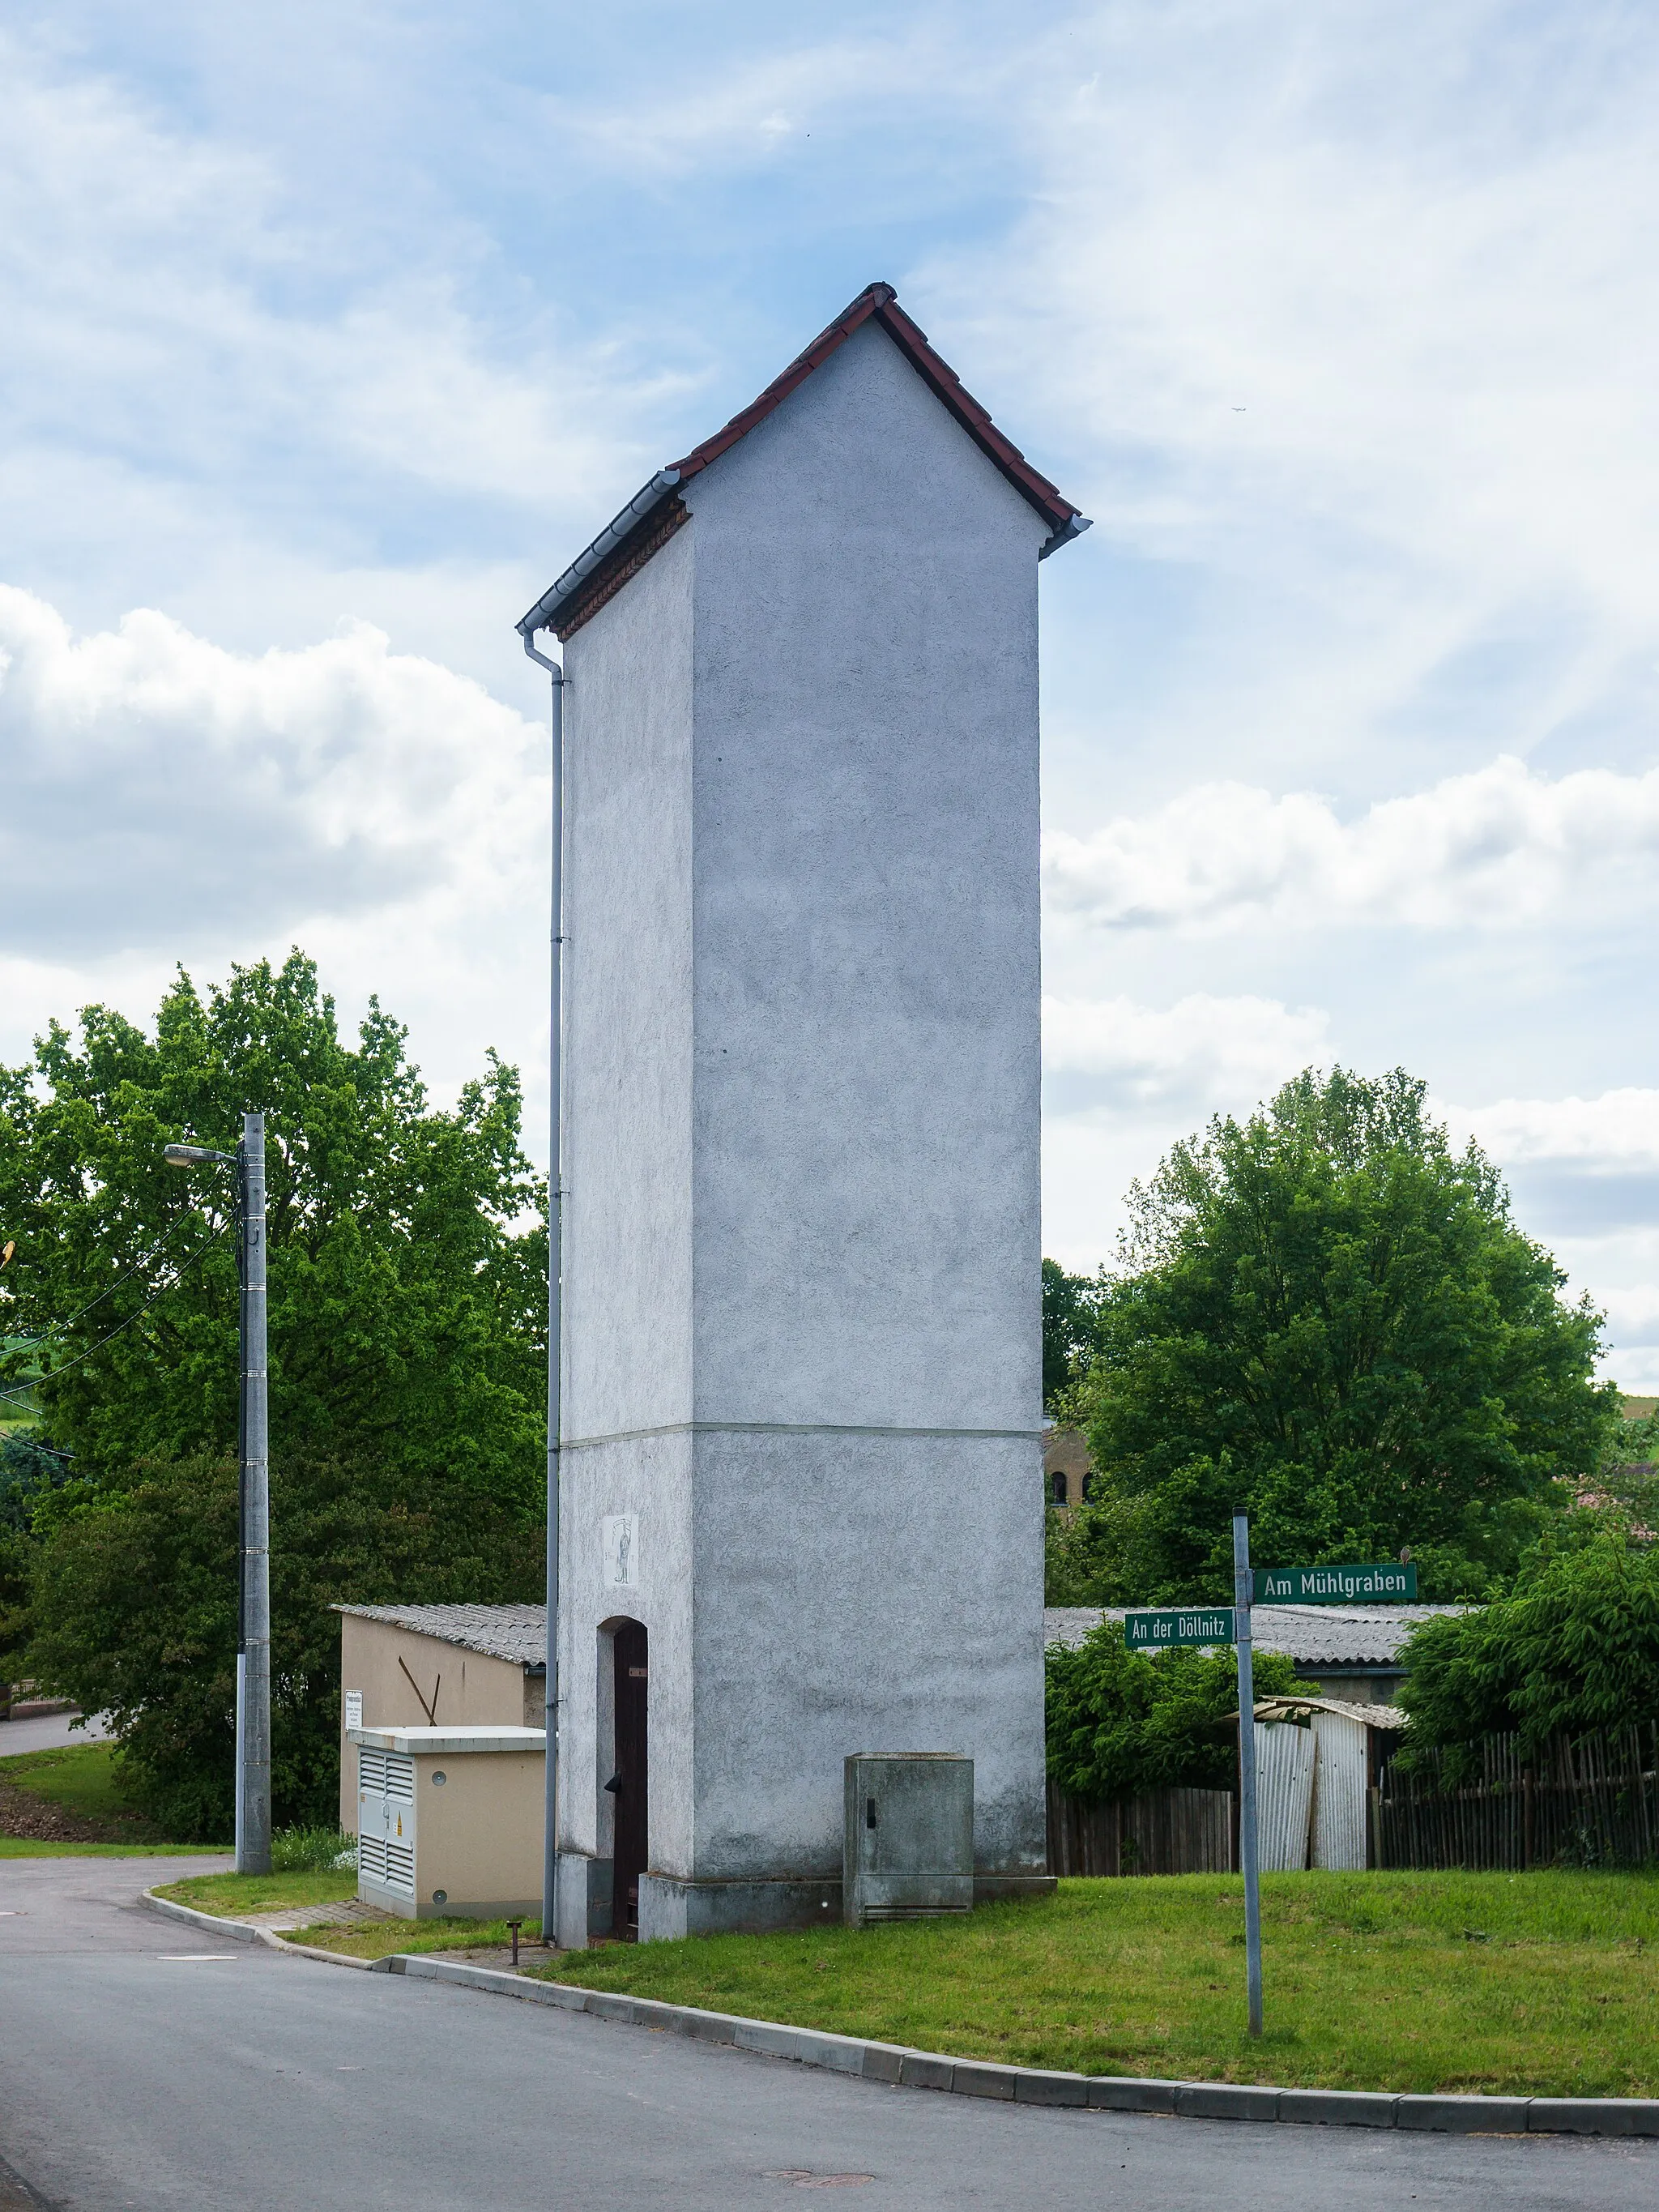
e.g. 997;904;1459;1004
637;1870;1056;1944
553;1851;613;1949
552;1858;1056;1947
640;1874;843;1941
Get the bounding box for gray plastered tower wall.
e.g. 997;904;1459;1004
544;297;1080;1942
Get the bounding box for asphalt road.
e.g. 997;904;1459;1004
2;1858;1657;2211
0;1710;112;1757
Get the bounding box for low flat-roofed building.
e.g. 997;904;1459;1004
335;1603;546;1833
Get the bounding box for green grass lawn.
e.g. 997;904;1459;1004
0;1741;164;1839
0;1839;228;1857
282;1914;545;1960
150;1870;539;1961
0;1742;226;1854
155;1868;360;1917
524;1872;1659;2099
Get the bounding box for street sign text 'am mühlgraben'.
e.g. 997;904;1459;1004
1252;1563;1417;1604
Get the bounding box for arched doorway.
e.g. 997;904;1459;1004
607;1621;648;1938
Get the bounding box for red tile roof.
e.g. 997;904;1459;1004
519;282;1089;644
667;282;1084;536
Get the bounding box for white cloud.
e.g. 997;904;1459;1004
1043;990;1328;1115
1433;1087;1659;1387
1044;755;1659;933
0;586;546;957
915;2;1659;809
1041;989;1333;1272
1444;1089;1659;1172
0;24;653;669
541;31;978;178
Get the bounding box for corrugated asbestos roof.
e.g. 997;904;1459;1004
518;281;1090;645
335;1603;546;1669
1044;1603;1468;1667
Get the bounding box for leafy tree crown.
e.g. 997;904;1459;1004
1054;1066;1616;1604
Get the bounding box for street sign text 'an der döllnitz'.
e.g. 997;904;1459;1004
1124;1608;1236;1650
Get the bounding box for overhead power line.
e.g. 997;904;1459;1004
2;1219;235;1396
2;1210;214;1351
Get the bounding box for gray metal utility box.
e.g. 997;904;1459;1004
844;1753;974;1926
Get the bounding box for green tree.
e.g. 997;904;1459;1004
28;1452;544;1838
1042;1258;1105;1414
0;951;547;1504
1060;1068;1615;1605
0;1523;29;1691
1046;1619;1306;1801
1397;1537;1659;1771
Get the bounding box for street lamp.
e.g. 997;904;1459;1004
163;1113;271;1876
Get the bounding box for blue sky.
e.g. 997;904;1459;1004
6;2;1659;1381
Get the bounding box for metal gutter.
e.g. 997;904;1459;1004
516;469;680;641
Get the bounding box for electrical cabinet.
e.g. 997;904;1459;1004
843;1753;973;1926
352;1724;545;1921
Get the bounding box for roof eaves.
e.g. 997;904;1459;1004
517;468;681;643
667;282;1087;551
518;281;1090;642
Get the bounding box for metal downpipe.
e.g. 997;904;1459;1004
525;629;565;1946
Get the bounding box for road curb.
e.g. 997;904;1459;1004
144;1891;264;1944
142;1888;392;1968
144;1900;1659;2139
386;1955;1659;2138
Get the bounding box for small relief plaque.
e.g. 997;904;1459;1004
344;1690;363;1731
602;1513;640;1589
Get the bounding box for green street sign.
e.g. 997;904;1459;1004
1252;1562;1417;1604
1124;1607;1236;1650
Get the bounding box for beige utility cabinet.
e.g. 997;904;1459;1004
351;1725;545;1920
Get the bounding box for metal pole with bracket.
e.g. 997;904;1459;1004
238;1112;272;1876
1233;1511;1263;2036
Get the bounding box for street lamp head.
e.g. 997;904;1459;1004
162;1142;233;1167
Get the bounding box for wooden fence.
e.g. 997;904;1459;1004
1047;1779;1235;1877
1374;1724;1659;1871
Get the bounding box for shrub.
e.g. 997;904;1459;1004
1046;1618;1306;1802
271;1826;357;1873
1398;1536;1659;1770
28;1450;542;1839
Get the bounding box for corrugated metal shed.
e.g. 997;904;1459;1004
1255;1722;1316;1871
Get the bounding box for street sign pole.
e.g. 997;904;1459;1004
238;1112;272;1877
1233;1512;1263;2037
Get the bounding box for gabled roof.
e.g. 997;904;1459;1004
518;282;1090;646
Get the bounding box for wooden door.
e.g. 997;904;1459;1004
611;1621;649;1937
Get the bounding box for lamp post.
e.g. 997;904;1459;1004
163;1112;271;1875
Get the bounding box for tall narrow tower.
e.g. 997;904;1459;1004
519;284;1088;1944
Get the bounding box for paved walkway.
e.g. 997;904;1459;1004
237;1896;391;1932
2;1856;1656;2210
